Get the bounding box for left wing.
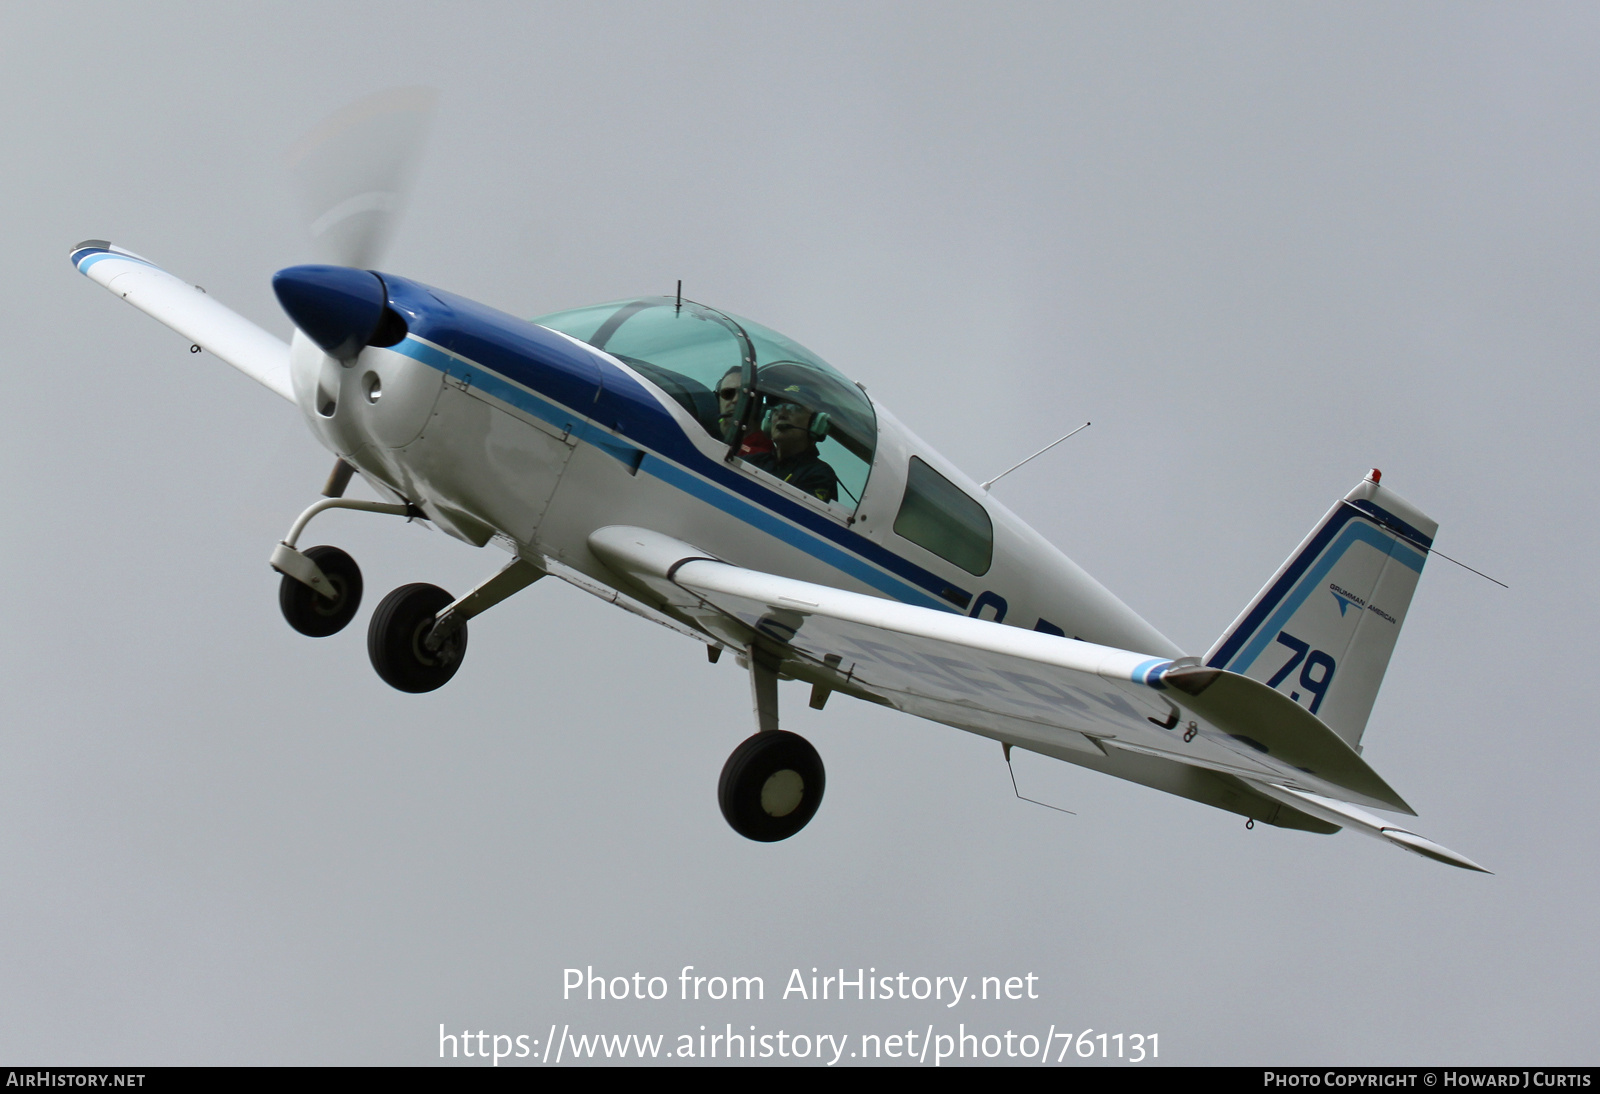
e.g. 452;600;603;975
71;241;294;401
588;526;1484;869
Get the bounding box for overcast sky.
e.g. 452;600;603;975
2;1;1596;1066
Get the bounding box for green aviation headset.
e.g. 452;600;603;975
761;404;831;442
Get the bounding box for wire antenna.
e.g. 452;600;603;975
1003;743;1076;816
1423;545;1507;588
981;422;1090;491
1340;501;1508;589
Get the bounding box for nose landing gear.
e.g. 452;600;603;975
277;545;363;636
270;465;546;694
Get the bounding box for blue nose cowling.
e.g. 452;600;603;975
272;265;387;359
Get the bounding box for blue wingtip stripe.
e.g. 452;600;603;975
1133;658;1173;687
72;248;160;275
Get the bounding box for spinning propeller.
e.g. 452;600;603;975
286;86;437;270
275;87;437;361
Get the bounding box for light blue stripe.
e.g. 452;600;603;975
76;250;161;275
392;336;953;612
641;457;946;610
1228;523;1426;673
1132;658;1172;686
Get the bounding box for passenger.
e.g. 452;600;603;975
716;367;773;457
749;402;837;503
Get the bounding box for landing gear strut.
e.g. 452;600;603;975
270;463;544;694
270;493;413;631
363;557;545;693
718;645;825;841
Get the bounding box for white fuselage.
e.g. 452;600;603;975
288;280;1180;663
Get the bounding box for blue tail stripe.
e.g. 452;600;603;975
1224;523;1425;674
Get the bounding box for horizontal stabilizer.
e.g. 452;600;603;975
70;241;293;402
1244;781;1489;872
1164;666;1412;814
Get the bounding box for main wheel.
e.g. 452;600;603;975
718;731;825;842
279;545;362;637
366;583;466;693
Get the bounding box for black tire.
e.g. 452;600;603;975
279;545;362;637
718;731;825;842
366;583;466;693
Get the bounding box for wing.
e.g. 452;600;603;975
70;241;294;402
589;525;1486;870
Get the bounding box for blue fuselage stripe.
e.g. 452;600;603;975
390;332;952;611
377;270;972;606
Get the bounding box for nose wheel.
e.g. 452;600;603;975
269;487;542;694
718;730;825;842
366;582;467;693
278;545;363;636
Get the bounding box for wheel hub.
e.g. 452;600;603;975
760;769;805;817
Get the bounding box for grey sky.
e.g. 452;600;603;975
2;2;1595;1064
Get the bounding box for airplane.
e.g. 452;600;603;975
69;92;1486;871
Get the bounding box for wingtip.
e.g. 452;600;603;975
70;240;159;274
1382;828;1491;873
70;239;111;268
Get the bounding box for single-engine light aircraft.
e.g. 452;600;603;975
70;93;1485;871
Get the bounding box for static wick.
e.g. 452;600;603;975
981;422;1091;491
1002;742;1076;816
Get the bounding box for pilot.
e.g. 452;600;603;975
716;367;773;458
749;401;837;503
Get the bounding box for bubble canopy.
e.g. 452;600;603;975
533;298;877;507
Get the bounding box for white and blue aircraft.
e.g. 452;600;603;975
70;94;1485;870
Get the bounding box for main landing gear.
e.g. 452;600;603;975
367;583;466;693
718;646;825;842
270;460;543;693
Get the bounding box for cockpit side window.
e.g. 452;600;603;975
893;457;993;575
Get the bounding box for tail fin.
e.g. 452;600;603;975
1204;471;1435;750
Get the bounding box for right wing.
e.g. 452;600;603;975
589;525;1486;870
70;241;294;402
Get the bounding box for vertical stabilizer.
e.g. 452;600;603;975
1204;472;1435;749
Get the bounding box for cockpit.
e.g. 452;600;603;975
533;297;877;509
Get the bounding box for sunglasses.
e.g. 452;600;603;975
718;388;740;400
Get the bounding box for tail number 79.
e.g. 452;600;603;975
1266;632;1336;716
